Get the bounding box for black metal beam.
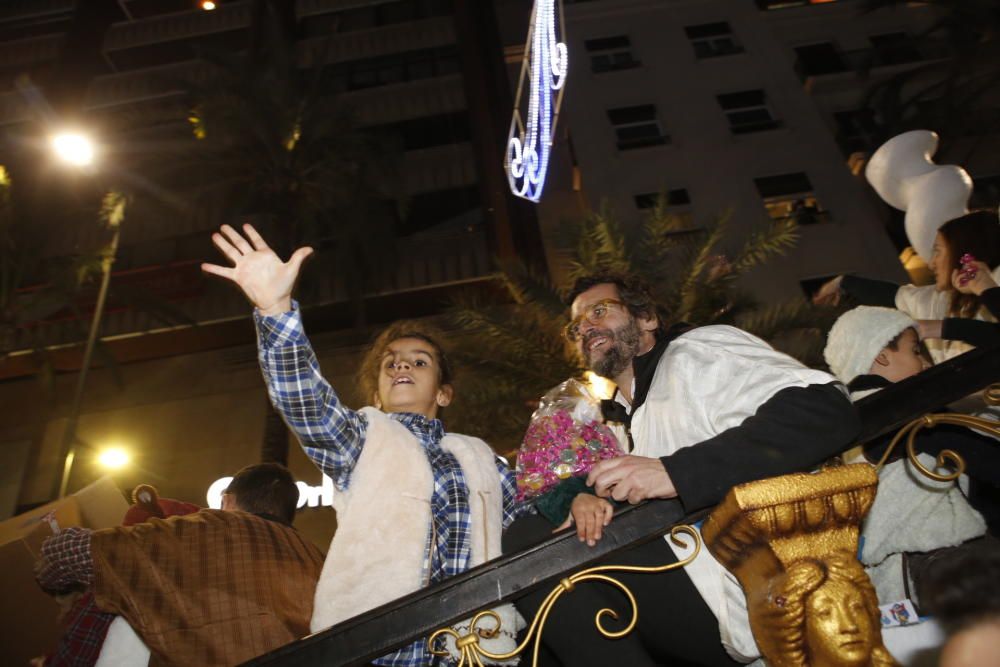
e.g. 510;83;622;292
855;341;1000;441
245;343;999;666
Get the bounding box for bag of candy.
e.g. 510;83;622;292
515;379;624;502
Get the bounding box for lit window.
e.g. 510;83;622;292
754;172;828;224
584;35;640;73
607;105;668;151
717;90;781;134
685;22;743;59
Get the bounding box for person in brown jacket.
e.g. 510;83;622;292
35;463;325;667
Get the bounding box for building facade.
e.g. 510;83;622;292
498;0;999;299
0;0;541;527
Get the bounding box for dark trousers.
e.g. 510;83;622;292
503;514;742;667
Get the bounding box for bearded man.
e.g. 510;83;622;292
504;273;860;666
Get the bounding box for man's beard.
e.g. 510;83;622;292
583;317;641;379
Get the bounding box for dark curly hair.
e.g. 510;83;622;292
921;546;1000;634
357;320;454;409
565;271;669;335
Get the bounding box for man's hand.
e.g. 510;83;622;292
555;493;614;547
586;455;677;504
201;224;313;316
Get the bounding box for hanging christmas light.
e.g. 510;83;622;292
505;0;567;203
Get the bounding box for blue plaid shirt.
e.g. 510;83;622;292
255;306;526;666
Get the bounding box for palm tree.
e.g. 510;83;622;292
446;198;836;453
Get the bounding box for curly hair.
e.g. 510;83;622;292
921;546;1000;635
357;320;454;408
761;551;895;667
565;271;669;334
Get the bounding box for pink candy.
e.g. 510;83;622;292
515;382;624;501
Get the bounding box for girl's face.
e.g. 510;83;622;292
375;337;452;419
929;232;954;291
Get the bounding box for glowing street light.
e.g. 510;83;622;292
200;1;217;10
97;447;131;470
47;127;129;498
50;132;95;167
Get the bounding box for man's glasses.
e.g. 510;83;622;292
564;299;625;342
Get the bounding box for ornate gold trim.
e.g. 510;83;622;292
428;524;701;667
873;411;1000;482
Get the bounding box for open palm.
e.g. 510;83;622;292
201;224;313;315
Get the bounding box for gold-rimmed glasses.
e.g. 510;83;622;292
564;298;625;342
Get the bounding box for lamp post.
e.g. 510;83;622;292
49;131;127;498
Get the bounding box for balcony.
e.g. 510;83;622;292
0;0;74;23
794;40;953;94
1;218;491;356
0;33;63;72
297;16;455;68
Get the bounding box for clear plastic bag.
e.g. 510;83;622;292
515;379;624;501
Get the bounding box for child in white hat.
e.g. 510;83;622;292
824;306;929;399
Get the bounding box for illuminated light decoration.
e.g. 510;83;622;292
207;475;334;510
505;0;567;203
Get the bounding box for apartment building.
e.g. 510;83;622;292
0;0;542;518
498;0;1000;299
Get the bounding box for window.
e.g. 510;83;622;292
607;105;668;150
754;172;828;224
402;186;481;235
373;112;472;151
634;188;690;210
869;32;921;66
832;109;877;154
584;35;640;73
340;46;460;91
685;22;743;59
793;43;847;78
717;90;781;134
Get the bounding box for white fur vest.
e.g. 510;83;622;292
311;408;522;662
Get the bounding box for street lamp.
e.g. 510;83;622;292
49;130;127;498
50;132;95;167
96;446;131;470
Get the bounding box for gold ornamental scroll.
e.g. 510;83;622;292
702;464;899;667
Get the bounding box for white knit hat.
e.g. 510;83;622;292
824;306;917;383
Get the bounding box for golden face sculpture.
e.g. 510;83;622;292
805;577;875;667
765;552;894;667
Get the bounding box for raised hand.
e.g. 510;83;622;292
201;224;313;316
952;260;996;296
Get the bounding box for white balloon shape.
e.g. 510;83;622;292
865;130;973;261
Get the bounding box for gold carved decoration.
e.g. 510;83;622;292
702;464;898;667
428;524;701;667
872;412;1000;482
